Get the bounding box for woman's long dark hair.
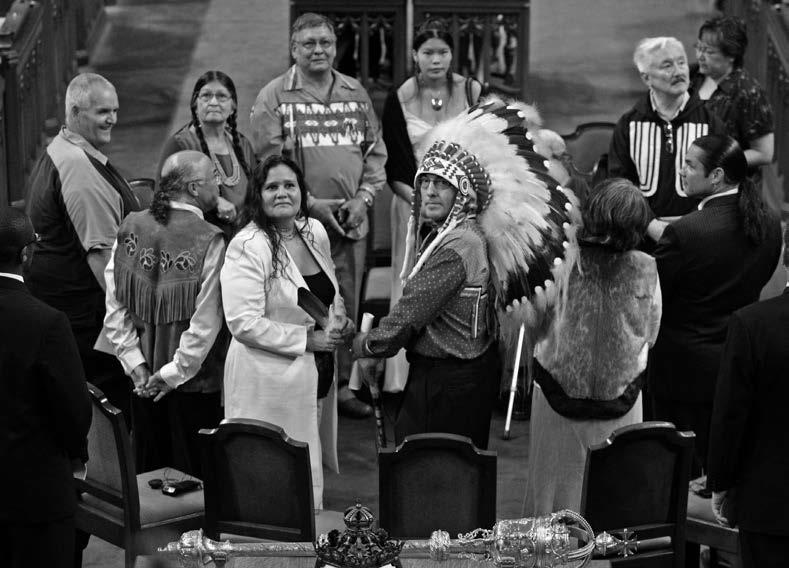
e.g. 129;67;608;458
692;134;768;245
239;155;313;288
189;70;251;180
413;19;455;98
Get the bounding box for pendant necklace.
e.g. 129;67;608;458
207;131;241;187
430;95;444;111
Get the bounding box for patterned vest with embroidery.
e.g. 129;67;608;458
114;209;223;393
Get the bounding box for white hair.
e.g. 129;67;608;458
64;73;115;117
633;37;685;73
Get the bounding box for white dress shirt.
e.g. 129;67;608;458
102;201;226;388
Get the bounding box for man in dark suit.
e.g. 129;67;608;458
0;207;92;568
707;239;789;567
648;135;781;474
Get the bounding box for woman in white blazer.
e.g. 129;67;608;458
221;155;354;508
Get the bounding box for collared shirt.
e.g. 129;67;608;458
101;201;225;388
698;187;740;210
649;90;690;122
0;272;23;283
250;65;387;210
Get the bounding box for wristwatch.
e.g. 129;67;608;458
357;189;374;208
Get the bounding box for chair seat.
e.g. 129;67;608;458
81;468;204;528
363;266;392;302
686;491;739;554
218;509;345;543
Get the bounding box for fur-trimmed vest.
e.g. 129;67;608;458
114;209;223;393
534;244;661;418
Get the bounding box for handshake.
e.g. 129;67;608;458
131;364;173;402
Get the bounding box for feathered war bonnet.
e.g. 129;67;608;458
402;96;581;347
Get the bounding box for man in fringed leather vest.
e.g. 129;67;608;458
101;150;226;477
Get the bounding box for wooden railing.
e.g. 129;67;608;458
290;0;531;104
0;0;50;206
413;0;530;99
0;0;104;207
290;0;407;103
726;0;789;214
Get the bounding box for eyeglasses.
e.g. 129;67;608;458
663;123;674;154
295;38;336;51
694;42;720;56
198;92;231;103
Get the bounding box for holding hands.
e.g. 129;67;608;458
131;363;173;402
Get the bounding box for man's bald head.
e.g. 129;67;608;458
160;150;212;181
153;151;219;223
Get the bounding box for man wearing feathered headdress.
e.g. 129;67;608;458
352;98;579;450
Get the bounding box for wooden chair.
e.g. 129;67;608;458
378;433;497;539
75;384;204;568
686;484;739;568
561;121;615;179
128;177;155;209
199;418;344;542
580;421;695;568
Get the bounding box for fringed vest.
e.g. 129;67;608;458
114;209;224;393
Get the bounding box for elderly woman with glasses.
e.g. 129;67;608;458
690;17;773;173
159;71;258;236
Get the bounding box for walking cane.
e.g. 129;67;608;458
352;313;386;448
503;324;526;440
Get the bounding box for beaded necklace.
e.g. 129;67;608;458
207;132;241;187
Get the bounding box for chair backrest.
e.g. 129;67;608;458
78;383;141;530
581;421;695;567
561;122;615;175
378;433;497;539
200;418;316;541
128;178;155;209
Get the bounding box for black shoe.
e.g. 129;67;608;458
339;396;373;418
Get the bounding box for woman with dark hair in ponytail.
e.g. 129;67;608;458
649;134;781;477
380;19;483;392
158;71;258;236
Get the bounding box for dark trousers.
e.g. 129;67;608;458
740;530;789;568
3;516;74;568
651;396;711;477
397;347;499;450
131;390;222;478
73;325;131;421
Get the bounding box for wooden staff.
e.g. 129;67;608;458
503;324;526;440
356;313;386;448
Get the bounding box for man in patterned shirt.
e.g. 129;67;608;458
251;12;387;418
609;37;723;242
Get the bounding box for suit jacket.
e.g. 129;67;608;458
707;293;789;534
0;276;91;522
648;194;781;402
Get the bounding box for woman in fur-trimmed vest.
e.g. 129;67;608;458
524;178;662;516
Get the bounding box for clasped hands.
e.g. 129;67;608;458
131;363;173;403
306;308;356;352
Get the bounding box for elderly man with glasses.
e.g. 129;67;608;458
100;150;226;477
608;37;724;244
251;12;387;418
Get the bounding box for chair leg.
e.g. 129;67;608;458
686;541;701;568
124;546;135;568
